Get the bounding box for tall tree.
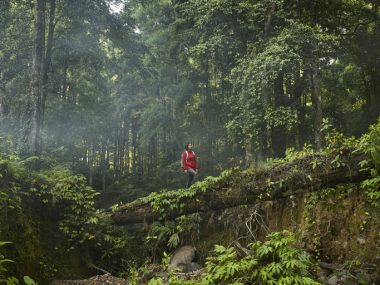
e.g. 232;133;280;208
28;0;46;155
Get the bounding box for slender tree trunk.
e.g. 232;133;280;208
0;1;10;117
257;2;277;161
272;71;286;157
89;145;95;187
120;117;129;175
120;123;125;175
368;70;380;122
244;141;254;168
40;0;56;126
101;139;106;191
264;3;277;36
114;126;119;180
0;72;5;116
132;119;137;174
204;60;213;158
294;63;307;148
310;0;323;150
311;62;322;150
28;0;46;155
58;61;68;145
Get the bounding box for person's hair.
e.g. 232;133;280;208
184;143;191;151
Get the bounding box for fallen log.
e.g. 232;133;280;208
111;150;368;225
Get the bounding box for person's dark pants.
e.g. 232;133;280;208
186;168;197;188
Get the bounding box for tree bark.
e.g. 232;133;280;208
112;150;367;225
311;62;322;150
101;139;106;191
131;118;137;174
293;63;307;148
28;0;46;155
40;0;56;126
272;71;287;157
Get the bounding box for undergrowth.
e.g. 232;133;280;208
0;156;132;281
146;230;320;285
138;169;237;217
359;118;380;209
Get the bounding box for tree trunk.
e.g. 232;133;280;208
131;119;137;174
28;0;46;155
101;139;106;191
40;0;56;127
112;150;367;225
264;3;277;36
89;145;94;187
57;61;68;145
311;62;322;150
114;126;120;180
272;71;287;157
122;116;129;175
257;1;277;162
0;72;5;116
293;63;307;148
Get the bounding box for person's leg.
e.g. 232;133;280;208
186;168;196;188
186;172;194;188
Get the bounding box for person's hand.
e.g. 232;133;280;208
184;169;187;173
195;169;198;174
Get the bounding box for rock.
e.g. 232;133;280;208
340;275;359;285
183;262;202;273
327;272;360;285
170;245;195;267
327;275;339;285
316;268;330;282
356;237;366;245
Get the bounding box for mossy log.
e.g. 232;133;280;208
111;151;368;225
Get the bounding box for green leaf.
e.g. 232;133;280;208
23;276;36;285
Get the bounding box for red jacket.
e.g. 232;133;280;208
182;150;197;171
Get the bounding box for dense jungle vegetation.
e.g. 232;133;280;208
0;0;380;284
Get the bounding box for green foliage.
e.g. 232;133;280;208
362;175;380;208
323;121;357;156
360;118;380;167
0;242;14;278
0;154;132;280
140;169;236;217
1;161;101;246
1;0;380;282
0;243;33;285
23;276;37;285
148;231;320;285
145;213;202;260
359;119;380;209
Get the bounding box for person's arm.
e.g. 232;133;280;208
182;151;187;172
195;154;198;172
